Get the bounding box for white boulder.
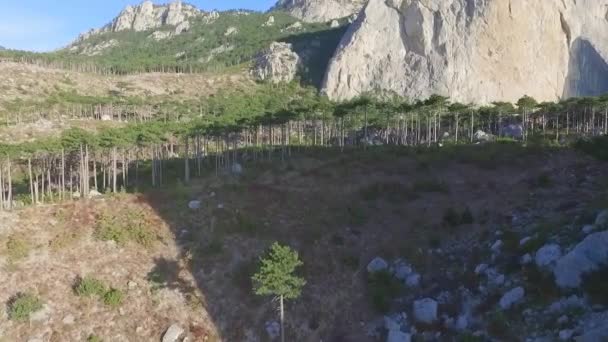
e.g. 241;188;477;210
162;324;184;342
413;298;438;324
553;231;608;288
387;330;411;342
367;257;388;273
535;244;562;269
499;287;525;310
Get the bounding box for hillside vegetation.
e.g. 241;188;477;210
0;10;347;83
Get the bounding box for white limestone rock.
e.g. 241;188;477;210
251;42;301;83
274;0;367;23
553;230;608;288
413;298;438;324
323;0;608;103
499;287;525;310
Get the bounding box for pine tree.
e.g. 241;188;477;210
252;243;306;342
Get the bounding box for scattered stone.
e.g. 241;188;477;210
558;329;574;340
128;281;138;289
62;314;75;325
367;257;389;273
162;324;184;342
413;298;438;324
29;304;52;323
224;26;238;36
188;200;201;209
557;315;569;324
405;273;421;287
88;189;103;199
582;225;595;234
554;230;608;288
485;268;505;287
535;244;562;269
387;330;411;342
263;15;275;27
330;19;340;28
231;162;243;175
265;320;280;340
520;237;532;246
393;261;413;280
499;287;525;310
474;264;488;275
520;253;533;265
595;210;608;228
455;315;468;331
491;240;503;253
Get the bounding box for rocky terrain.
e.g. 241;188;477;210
75;0;208;42
0;144;607;341
323;0;608;103
274;0;366;22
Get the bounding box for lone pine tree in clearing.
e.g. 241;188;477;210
252;242;305;342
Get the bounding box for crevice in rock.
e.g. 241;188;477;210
559;12;571;47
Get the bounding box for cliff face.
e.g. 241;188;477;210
322;0;608;103
274;0;367;22
110;0;201;32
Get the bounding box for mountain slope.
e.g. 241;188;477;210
273;0;367;22
0;2;347;86
323;0;608;103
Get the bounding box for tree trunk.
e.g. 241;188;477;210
280;295;285;342
112;147;117;193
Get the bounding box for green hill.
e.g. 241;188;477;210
0;10;347;85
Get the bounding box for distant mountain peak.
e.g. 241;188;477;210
74;0;209;43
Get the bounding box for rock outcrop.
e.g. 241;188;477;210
74;0;204;44
274;0;367;23
322;0;608;103
251;42;301;83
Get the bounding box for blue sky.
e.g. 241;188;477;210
0;0;276;52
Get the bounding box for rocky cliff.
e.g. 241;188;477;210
274;0;366;22
76;0;204;42
322;0;608;103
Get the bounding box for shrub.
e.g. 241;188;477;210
443;207;474;227
359;181;415;202
94;210;155;247
487;311;510;338
367;270;402;313
103;289;124;308
443;208;461;227
8;293;43;321
74;276;123;308
87;334;103;342
534;173;552;188
411;179;449;194
582;265;608;305
461;207;474;224
74;277;107;298
5;235;30;262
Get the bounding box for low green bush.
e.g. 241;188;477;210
367;270;402;313
74;276;107;297
8;293;43;321
583;265;608;305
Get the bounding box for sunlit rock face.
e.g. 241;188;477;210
274;0;367;22
322;0;608;103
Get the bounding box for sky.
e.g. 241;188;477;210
0;0;277;52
